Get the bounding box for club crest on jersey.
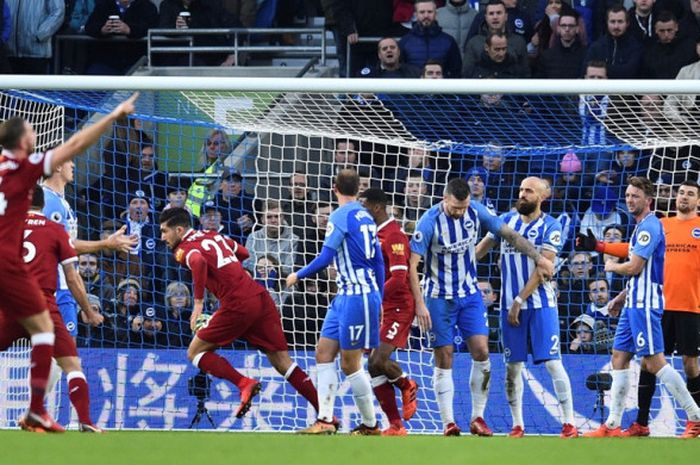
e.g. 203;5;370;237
413;230;424;243
637;231;652;246
528;228;538;239
28;152;44;165
464;219;474;230
692;228;700;239
175;248;184;262
391;243;405;255
50;211;62;223
326;221;335;236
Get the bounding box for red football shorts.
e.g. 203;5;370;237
380;304;415;348
0;258;49;320
197;291;288;352
0;293;77;358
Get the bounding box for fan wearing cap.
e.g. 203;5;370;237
123;191;166;295
569;314;613;354
214;168;255;242
130;304;168;348
102;278;143;347
465;167;496;214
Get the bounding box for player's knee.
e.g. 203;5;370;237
367;354;384;376
187;346;201;363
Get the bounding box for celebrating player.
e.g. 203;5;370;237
359;188;430;436
0;92;137;432
0;186;105;432
409;177;555;436
476;177;577;438
287;169;385;435
159;207;319;420
582;177;700;438
577;179;700;437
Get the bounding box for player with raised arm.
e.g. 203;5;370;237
409;178;555;437
287;169;385;435
159;207;319;420
577;179;700;437
582;177;700;438
359;188;431;436
0;186;105;432
0;93;137;432
476;177;577;438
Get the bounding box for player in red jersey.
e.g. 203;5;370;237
360;188;431;436
0;93;137;432
159;207;320;419
0;187;104;432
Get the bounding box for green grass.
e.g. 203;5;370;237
0;431;697;465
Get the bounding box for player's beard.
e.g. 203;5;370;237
516;198;537;216
677;202;692;214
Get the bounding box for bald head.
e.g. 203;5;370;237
516;177;548;216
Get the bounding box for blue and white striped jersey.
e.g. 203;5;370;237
487;212;562;309
411;200;503;299
43;186;78;291
625;213;665;310
324;201;382;296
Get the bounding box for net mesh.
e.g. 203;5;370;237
0;87;697;435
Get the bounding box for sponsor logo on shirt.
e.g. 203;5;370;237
391;243;405;255
637;231;652;246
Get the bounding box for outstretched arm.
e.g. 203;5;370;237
575;229;629;258
74;226;138;254
50;93;139;170
286;246;336;288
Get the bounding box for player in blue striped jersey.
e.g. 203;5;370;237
585;177;700;438
409;178;555;436
476;177;577;438
287;169;385;435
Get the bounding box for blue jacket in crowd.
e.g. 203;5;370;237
399;21;462;78
6;0;64;58
585;31;643;79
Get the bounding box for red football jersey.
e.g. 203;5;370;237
23;211;77;293
377;218;415;309
173;229;265;304
0;149;53;256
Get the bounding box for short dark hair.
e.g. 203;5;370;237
628;176;654;198
586;59;607;70
654;10;677;25
359;188;389;206
335;169;360;196
377;37;398;51
486;31;507;46
31;184;44;210
559;8;580;22
588;275;609;289
485;0;506;11
313;201;332;213
445;177;471;201
606;4;627;20
0;117;27;150
159;207;192;228
421;59;443;76
679;179;700;194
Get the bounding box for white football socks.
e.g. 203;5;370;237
347;369;377;427
605;368;631;429
316;362;338;423
433;367;455;426
506;362;524;428
545;359;575;425
657;364;700;421
45;358;62;396
470;359;491;420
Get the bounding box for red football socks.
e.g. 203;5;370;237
287;366;319;412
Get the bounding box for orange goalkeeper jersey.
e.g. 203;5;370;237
660;216;700;313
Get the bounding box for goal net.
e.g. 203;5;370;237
0;78;697;435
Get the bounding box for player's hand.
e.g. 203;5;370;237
575;229;599;252
131;315;143;332
414;302;432;331
608;294;625;318
507;301;521;327
84;310;104;327
106;225;138;253
285;272;298;289
604;259;619;273
535;255;554;280
111;92;139;119
190;305;203;332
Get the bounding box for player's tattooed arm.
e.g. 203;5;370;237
475;236;496;260
498;224;554;278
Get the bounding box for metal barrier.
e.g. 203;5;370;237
146;28;327;67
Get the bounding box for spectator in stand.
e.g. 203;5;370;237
680;0;700;41
568;314;613;354
6;0;63;74
627;0;655;45
477;279;501;353
322;0;406;77
296;201;332;267
584;5;643;78
158;0;239;66
125;140;169;213
551;150;594;212
185;129;233;219
421;59;445;77
664;38;700;122
462;0;528;78
479;143;524;213
583;275;618;333
199;201;226;234
579;60;610;147
213;168;254;242
98;220;143;291
78;253;116;304
437;0;478;55
163;180;190;212
533;7;587;78
527;0;565;60
254;255;288;307
243;200;299;277
465;167;497;214
399;0;463;78
359;37;420;78
281;278;329;349
283;170;314;240
579;185;631;240
100;277;143;347
467;0;533;42
130;304;168;348
0;0;10;74
560;251;594;322
77;293;104;347
221;0;257;28
392;147;438;197
641;12;697;79
469;31;531;78
163;281;192;347
67;0;95;33
320;139;359;190
653;173;676;214
600;224;626;295
403;171;433;223
84;0;158;75
595;149;650;200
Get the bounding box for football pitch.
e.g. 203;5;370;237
0;431;697;465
